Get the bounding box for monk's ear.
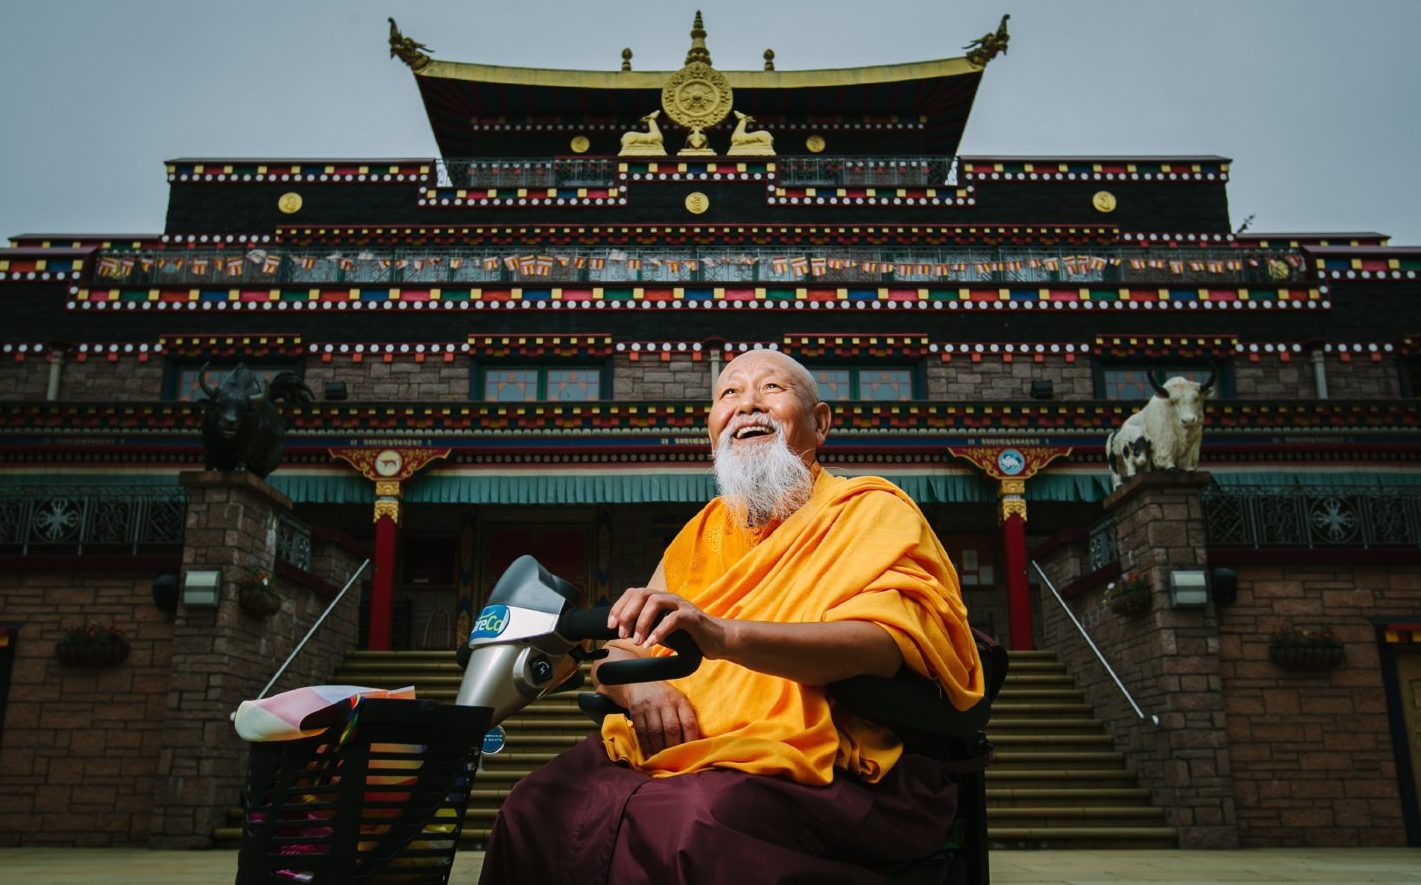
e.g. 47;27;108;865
812;401;832;446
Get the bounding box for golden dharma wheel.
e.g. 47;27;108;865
1092;191;1117;214
277;192;303;215
684;192;710;215
661;63;733;132
570;135;591;154
805;134;826;154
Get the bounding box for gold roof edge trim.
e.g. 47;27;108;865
414;55;982;90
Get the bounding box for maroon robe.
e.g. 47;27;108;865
477;734;959;885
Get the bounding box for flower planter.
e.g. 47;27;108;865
1107;588;1152;616
1269;642;1344;671
55;637;131;668
238;585;282;618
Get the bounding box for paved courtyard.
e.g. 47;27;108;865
1;847;1419;883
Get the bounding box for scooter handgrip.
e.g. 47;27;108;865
577;692;629;721
595;630;703;685
557;606;618;642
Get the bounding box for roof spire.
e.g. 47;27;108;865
685;11;712;66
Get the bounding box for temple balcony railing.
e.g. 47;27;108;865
1203;484;1421;549
0;485;187;556
776;156;957;187
90;246;1310;288
434;157;618;188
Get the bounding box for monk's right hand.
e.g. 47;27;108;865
623;680;701;755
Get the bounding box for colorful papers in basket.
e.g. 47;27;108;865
234;684;417;742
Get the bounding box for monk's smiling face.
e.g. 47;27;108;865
709;351;831;467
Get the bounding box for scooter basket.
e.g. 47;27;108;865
236;698;491;885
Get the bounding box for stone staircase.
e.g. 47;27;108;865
215;647;1176;850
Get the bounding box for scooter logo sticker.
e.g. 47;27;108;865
482;725;506;755
472;605;510;639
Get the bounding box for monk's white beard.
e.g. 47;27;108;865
712;420;813;528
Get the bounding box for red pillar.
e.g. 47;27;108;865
1001;510;1034;650
369;503;399;651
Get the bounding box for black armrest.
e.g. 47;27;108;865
828;631;1008;743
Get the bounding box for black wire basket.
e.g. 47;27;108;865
236;698;490;884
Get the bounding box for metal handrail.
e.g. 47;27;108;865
1031;559;1160;726
256;558;371;700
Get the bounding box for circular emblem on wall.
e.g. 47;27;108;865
374;449;405;478
570;135;591;154
277;192;303;215
996;448;1026;476
684;192;710;215
1092;190;1117;214
662;63;733;131
805;134;826;154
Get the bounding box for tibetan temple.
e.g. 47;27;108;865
1;12;1419;853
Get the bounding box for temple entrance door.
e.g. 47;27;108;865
477;522;593;613
1396;648;1421;843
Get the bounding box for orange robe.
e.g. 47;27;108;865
602;466;983;785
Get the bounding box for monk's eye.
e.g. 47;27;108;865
719;388;737;399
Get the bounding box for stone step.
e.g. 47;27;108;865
987;826;1179;850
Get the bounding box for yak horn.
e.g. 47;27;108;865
197;362;217;400
248;377;267;402
1199;370;1216;394
1148;370;1169;398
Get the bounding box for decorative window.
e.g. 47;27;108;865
168;363;300;402
479;365;603;402
809;366;917;402
1095;362;1229;401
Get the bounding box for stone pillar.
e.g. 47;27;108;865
1038;471;1238;849
149;471;363;848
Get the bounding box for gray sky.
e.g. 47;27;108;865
3;0;1419;243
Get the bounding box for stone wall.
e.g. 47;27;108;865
0;357;51;401
612;354;710;401
926;357;1094;401
303;358;471;402
1215;560;1414;846
1233;361;1315;399
1037;471;1239;848
0;472;365;847
0;569;176;846
1321;355;1402;399
149;471;364;847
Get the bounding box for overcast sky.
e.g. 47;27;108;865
3;0;1419;243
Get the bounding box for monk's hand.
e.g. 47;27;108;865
608;587;728;660
624;680;701;755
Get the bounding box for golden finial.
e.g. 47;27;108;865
685;10;712;66
387;17;433;72
763;49;775;71
964;14;1010;67
621;48;633;71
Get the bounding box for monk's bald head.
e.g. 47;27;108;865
714;350;821;408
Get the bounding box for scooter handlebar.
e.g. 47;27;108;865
557;606;704;686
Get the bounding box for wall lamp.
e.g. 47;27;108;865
183;569;223;607
1168;569;1209;607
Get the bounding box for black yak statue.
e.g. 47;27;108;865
197;363;313;479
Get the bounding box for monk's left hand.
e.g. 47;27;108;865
608;587;729;660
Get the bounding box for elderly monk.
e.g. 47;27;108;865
479;350;983;885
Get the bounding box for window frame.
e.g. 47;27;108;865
470;359;611;403
1092;358;1234;401
806;360;924;402
163;359;304;402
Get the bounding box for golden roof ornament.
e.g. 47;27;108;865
621;48;633;71
964;14;1010;67
388;17;433;72
661;11;733;156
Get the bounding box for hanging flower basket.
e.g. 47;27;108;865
1103;574;1152;616
55;626;131;668
237;575;282;618
1269;628;1345;671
